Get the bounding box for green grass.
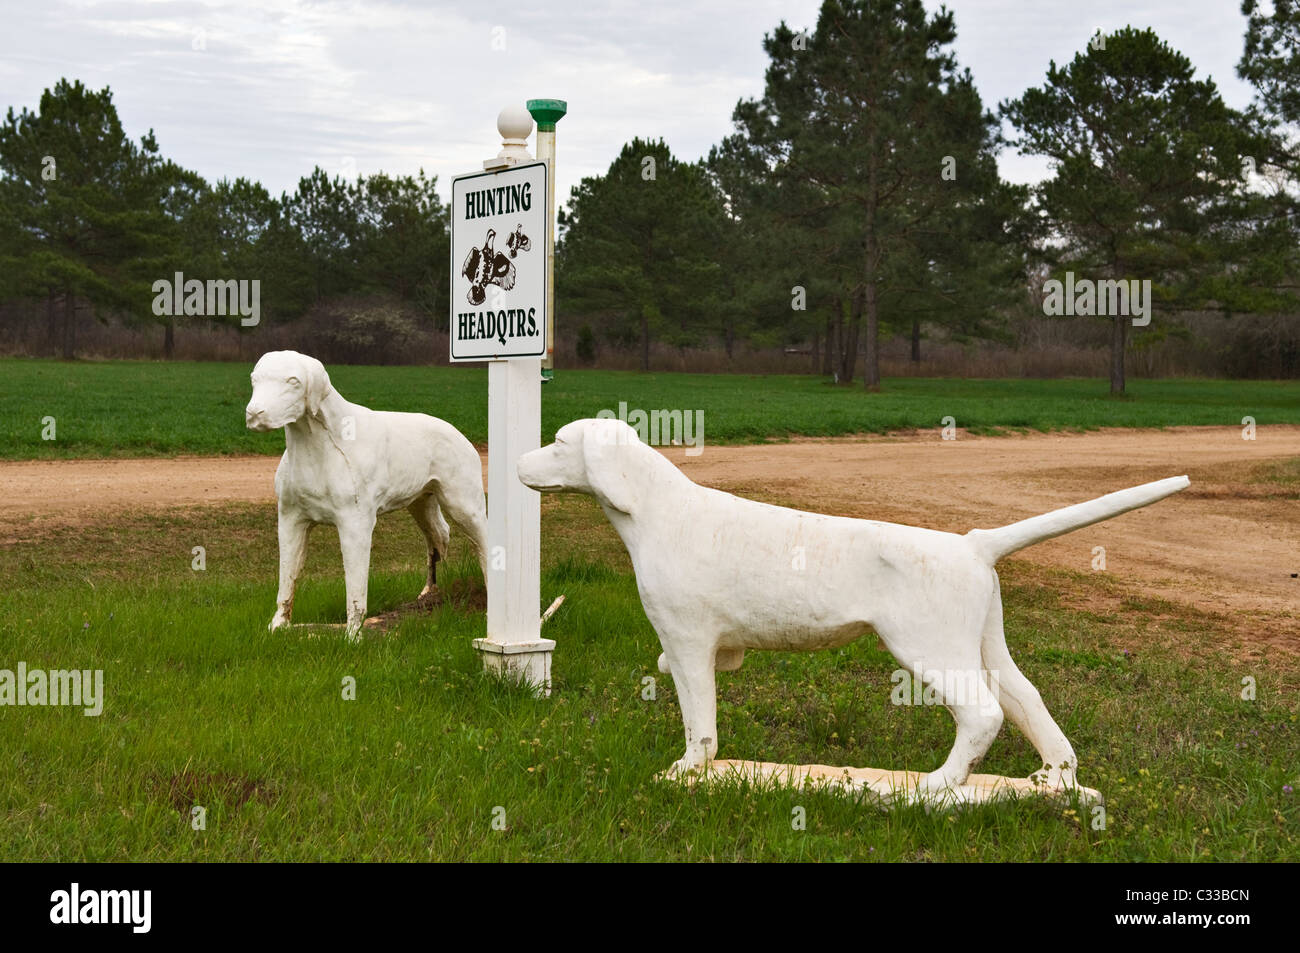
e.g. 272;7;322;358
1;499;1295;861
3;357;1297;459
1252;457;1300;497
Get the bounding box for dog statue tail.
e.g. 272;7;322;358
965;475;1189;565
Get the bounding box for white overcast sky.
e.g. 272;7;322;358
0;0;1263;209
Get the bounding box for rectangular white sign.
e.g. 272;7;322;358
449;161;548;361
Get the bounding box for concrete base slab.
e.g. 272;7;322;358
664;759;1103;810
473;637;556;697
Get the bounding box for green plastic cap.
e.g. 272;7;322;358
527;99;567;132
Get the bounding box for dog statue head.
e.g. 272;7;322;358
517;417;642;514
245;350;333;432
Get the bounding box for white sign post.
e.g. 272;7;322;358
451;103;561;695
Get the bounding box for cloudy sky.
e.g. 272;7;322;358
0;0;1263;207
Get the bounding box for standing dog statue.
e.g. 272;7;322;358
517;418;1189;795
245;350;488;638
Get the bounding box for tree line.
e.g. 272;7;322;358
0;81;450;362
3;0;1299;393
559;1;1300;393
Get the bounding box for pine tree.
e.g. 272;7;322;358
0;79;168;358
557;138;724;371
1002;28;1258;394
719;0;1011;389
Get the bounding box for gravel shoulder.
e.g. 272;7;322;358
3;426;1296;651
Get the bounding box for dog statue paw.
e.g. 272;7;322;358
1030;761;1078;791
662;756;711;783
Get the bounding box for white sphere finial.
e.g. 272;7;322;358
498;104;534;144
483;103;534;169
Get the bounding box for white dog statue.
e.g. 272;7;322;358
245;350;488;638
517;417;1189;795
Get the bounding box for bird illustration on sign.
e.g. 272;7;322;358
462;225;531;305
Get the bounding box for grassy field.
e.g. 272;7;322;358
3;357;1298;458
2;359;1296;859
1;497;1295;861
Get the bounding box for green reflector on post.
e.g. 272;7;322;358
527;99;567;132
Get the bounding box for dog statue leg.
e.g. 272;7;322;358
979;586;1079;790
409;497;450;600
270;515;311;631
436;480;489;581
338;513;376;642
918;667;1004;795
662;644;720;778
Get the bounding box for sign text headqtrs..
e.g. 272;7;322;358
464;182;532;221
457;307;538;347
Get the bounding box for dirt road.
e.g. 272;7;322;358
3;427;1296;649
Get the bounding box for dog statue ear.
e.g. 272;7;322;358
581;420;639;515
304;356;333;418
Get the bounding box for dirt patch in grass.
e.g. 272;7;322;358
363;577;489;630
147;769;277;817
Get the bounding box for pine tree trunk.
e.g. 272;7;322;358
863;280;881;391
640;307;650;372
164;320;175;359
811;330;819;374
911;318;921;362
1110;312;1126;395
724;322;734;360
839;287;863;385
46;290;58;349
862;156;881;392
823;303;837;377
62;290;75;360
